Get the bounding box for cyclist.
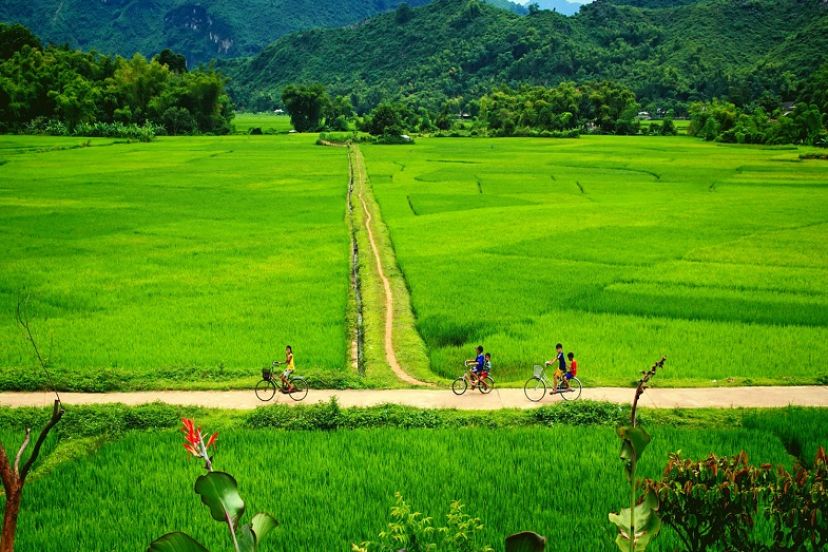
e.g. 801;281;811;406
545;343;567;394
466;345;485;387
279;345;296;393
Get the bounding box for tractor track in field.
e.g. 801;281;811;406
1;387;826;410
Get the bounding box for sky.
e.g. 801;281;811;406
517;0;595;4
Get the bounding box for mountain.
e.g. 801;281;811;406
225;0;828;111
0;0;526;65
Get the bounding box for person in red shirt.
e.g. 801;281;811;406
566;352;578;383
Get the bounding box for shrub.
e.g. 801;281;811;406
352;493;494;552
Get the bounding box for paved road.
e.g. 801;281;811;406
1;386;827;410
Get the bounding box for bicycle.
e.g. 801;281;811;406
255;361;309;402
523;364;582;402
452;361;494;395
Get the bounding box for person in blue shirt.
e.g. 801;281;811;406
466;345;485;387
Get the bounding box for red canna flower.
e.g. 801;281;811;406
181;418;218;461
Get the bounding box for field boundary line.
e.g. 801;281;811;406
350;145;433;386
346;147;365;374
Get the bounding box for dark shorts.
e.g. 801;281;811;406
564;372;574;380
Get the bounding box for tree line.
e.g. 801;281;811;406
0;23;233;138
281;80;672;138
687;64;828;147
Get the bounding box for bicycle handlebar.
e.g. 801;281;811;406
272;361;282;367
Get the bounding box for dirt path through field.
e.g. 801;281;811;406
351;145;430;386
2;387;826;410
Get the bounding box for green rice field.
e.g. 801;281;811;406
0;134;353;390
1;133;827;388
361;136;828;385
232;113;294;134
6;422;799;551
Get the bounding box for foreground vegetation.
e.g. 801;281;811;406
0;134;355;390
1;402;825;551
362;135;828;385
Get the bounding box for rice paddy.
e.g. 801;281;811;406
7;422;799;551
0;134;353;390
1;133;826;388
360;136;828;385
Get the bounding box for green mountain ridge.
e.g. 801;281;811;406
225;0;828;112
0;0;525;65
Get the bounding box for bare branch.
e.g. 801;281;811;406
15;293;61;404
19;400;63;483
0;440;15;494
13;429;31;476
15;295;48;375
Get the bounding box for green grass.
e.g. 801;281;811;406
8;423;797;552
361;136;828;386
232;113;293;134
2;133;827;389
0;134;356;390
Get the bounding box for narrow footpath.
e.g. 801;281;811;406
349;145;431;386
2;387;826;410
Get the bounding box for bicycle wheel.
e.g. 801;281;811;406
478;376;494;394
560;377;582;401
288;377;309;401
451;377;468;395
255;379;276;401
523;377;546;402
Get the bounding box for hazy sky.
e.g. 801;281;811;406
517;0;595;4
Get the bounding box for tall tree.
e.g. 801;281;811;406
281;84;330;132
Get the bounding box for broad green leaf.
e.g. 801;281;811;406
505;531;546;552
618;425;652;480
147;532;210;552
609;491;661;552
237;524;256;552
617;425;652;460
251;512;278;542
194;472;245;527
236;512;278;551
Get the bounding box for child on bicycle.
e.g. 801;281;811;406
467;345;485;386
484;352;492;375
567;352;577;378
546;343;567;394
279;345;295;393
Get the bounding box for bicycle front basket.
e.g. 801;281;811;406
262;368;272;381
533;365;544;377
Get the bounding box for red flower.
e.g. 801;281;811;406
180;418;218;459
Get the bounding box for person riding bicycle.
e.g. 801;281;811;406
279;345;296;393
484;352;492;374
545;343;568;394
466;345;485;387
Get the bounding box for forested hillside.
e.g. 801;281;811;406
0;0;525;65
226;0;828;113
